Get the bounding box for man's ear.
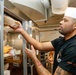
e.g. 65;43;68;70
73;22;76;29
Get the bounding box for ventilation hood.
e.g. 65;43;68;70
8;0;48;21
7;0;59;26
5;0;71;27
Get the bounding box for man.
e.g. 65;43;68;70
10;7;76;75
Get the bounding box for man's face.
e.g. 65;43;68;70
59;16;75;35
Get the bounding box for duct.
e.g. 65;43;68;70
51;0;70;14
34;0;51;22
6;0;70;26
41;0;50;9
8;0;46;21
8;0;54;23
34;8;47;22
8;0;69;22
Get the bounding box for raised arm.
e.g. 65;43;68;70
7;20;54;51
4;15;54;51
20;27;54;51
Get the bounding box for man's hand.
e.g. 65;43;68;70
9;21;23;32
25;45;52;75
25;45;36;60
4;15;23;32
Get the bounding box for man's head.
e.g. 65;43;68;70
59;7;76;36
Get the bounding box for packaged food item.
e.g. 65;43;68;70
4;63;9;70
4;15;21;29
4;46;13;54
4;70;10;75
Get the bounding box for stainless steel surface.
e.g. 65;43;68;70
0;0;4;75
22;21;27;75
7;32;23;50
4;17;27;75
4;2;28;75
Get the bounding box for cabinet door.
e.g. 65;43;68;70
0;0;4;75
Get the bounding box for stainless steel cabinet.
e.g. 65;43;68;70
0;0;28;75
0;0;4;75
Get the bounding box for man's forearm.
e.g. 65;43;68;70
20;28;34;44
20;28;42;50
54;66;73;75
32;57;52;75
